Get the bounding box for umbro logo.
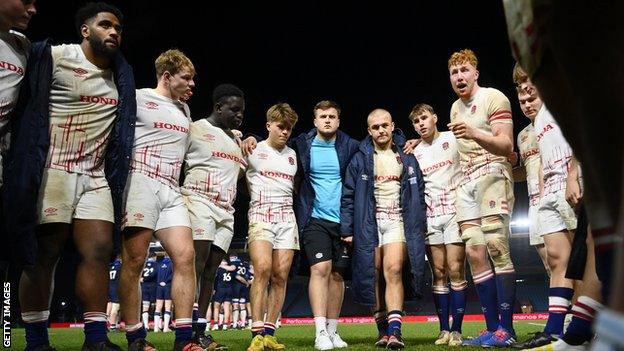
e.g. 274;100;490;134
73;68;88;77
145;101;159;110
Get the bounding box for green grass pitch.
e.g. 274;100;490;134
8;321;544;350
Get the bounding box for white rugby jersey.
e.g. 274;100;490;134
450;87;513;181
373;148;403;220
46;44;119;175
245;140;297;223
533;105;574;194
0;30;29;152
130;88;191;188
413;131;461;217
517;124;541;206
182;119;246;213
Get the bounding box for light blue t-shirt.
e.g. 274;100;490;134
310;137;342;223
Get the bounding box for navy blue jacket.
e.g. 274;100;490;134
2;40;137;266
157;257;173;286
290;128;360;232
340;131;427;306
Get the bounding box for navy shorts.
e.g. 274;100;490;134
141;283;157;303
233;283;248;303
156;284;172;300
213;287;233;303
108;283;119;303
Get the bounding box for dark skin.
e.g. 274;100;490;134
19;11;123;333
194;95;245;321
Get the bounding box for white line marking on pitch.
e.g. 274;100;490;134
528;323;546;327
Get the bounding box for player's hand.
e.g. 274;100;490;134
140;278;144;283
566;178;582;207
403;139;421;154
232;129;243;139
159;282;166;287
241;136;258;156
508;151;519;167
448;121;478;140
341;235;353;245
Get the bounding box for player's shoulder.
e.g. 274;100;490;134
481;87;510;103
5;30;31;52
51;43;81;60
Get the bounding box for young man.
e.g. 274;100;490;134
246;103;299;351
154;254;173;334
140;253;158;330
212;258;236;331
107;256;122;331
116;48;199;351
289;100;359;350
341;109;426;350
512;66;603;351
5;3;135;350
0;0;36;186
0;0;36;290
511;69;550;275
240;100;359;349
230;253;247;329
410;104;467;346
182;83;245;350
446;49;517;347
503;5;623;348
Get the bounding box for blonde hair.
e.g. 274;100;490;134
512;62;529;86
408;103;435;122
267;103;299;128
448;48;478;69
155;49;196;78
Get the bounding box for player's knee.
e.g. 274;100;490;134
330;270;345;282
383;260;403;281
173;247;195;271
310;261;331;278
447;262;464;281
254;261;271;279
125;250;148;271
270;273;287;288
431;262;446;280
482;216;514;272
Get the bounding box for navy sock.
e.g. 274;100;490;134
495;271;516;333
473;270;500;332
387;310;403;335
23;312;50;351
450;281;467;333
543;287;573;336
374;310;388;336
264;322;276;336
125;323;147;344
83;312;109;344
175;319;193;343
192;304;199;323
196;318;208;334
564;296;602;344
251;321;264;337
432;286;450;331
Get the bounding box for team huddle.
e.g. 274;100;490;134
1;1;619;351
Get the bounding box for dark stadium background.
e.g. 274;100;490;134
6;1;547;321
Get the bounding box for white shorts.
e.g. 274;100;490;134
456;171;514;222
426;213;462;245
528;204;544;246
184;192;234;252
538;189;577;236
122;172;190;231
37;168;114;224
248;221;299;250
377;218;406;247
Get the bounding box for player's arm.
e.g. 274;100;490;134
340;155;360;244
448;121;513;157
235;275;247;285
565;155;582;207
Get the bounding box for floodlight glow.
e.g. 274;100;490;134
510;217;530;228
